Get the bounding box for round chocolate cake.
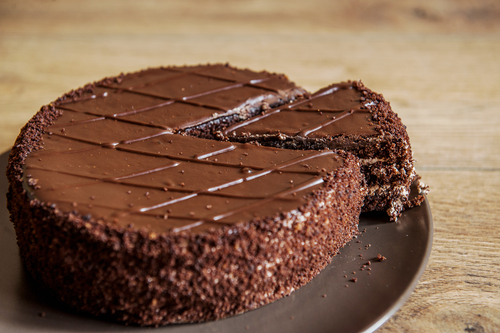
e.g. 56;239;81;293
6;64;423;326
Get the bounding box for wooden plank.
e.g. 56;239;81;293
380;170;500;332
0;0;499;331
1;0;499;34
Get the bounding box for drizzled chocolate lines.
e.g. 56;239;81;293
30;197;218;229
24;65;335;232
49;114;107;128
54;91;109;105
137;150;333;213
210;176;325;222
25;164;309;201
54;65;294;132
221;84;343;135
53;106;176;131
297;105;368;137
105;64;283;110
27;148;332;229
223;82;371;137
100;65;281;95
43;132;323;176
27;132;333;231
47;130;172;148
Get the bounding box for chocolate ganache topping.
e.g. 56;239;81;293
224;82;377;139
22;64;349;234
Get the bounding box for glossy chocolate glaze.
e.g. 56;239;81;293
224;82;378;139
23;64;343;233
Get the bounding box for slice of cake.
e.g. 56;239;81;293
222;81;425;219
7;64;365;326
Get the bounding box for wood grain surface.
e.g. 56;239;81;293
1;0;499;332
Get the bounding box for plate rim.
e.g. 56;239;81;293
361;197;433;333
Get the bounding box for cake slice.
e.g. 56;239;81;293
222;81;426;219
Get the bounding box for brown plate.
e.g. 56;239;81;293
0;150;432;333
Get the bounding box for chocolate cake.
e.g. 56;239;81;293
6;64;421;326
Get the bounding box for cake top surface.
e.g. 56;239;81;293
21;64;347;234
25;133;342;233
224;82;378;139
55;63;304;133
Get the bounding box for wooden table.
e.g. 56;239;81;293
1;1;499;331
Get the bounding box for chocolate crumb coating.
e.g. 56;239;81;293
7;64;365;326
